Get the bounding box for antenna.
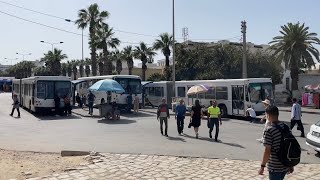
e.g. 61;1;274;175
182;27;189;44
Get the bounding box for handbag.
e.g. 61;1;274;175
188;118;192;128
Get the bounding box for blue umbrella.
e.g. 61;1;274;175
88;79;125;93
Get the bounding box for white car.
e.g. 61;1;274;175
306;121;320;154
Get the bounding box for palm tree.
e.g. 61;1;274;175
134;42;156;81
111;50;122;75
71;60;78;80
61;63;67;76
153;33;173;80
123;46;134;75
41;48;67;76
85;58;91;77
96;23;120;75
78;60;84;77
75;3;109;76
270;22;320;92
67;61;72;78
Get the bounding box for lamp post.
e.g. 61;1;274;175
40;41;64;52
4;58;18;65
172;0;176;98
16;52;31;61
65;19;84;62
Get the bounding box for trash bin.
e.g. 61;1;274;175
99;104;112;118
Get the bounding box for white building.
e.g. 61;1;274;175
0;64;12;72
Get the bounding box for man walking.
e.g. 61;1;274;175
87;91;95;115
133;94;140;114
207;100;222;142
290;98;305;137
259;106;294;180
10;94;20;118
157;98;170;137
175;99;187;135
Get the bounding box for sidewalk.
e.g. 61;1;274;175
278;106;320;115
28;153;320;180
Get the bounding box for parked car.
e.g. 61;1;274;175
306;121;320;154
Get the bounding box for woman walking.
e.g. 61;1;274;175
190;100;203;139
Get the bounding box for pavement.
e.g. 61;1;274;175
28;153;320;180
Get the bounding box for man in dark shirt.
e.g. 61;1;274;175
175;99;187;135
259;106;294;180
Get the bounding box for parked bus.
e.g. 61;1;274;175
12;76;72;113
77;75;142;109
144;78;273;117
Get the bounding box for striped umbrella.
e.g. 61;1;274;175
305;84;320;90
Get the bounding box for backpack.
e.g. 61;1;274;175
274;123;301;167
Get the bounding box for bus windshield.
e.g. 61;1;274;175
115;78;141;94
249;82;273;102
37;81;71;99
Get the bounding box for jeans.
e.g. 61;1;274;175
160;117;168;135
88;102;94;115
177;116;185;134
290;120;305;136
269;171;287;180
209;118;219;140
10;107;20;116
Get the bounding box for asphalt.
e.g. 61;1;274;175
0;93;319;164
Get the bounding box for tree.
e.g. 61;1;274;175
67;61;72;78
75;3;109;76
134;42;156;81
96;23;120;75
6;61;35;78
153;33;173;80
71;60;78;80
147;73;165;81
269;22;320;92
85;58;91;77
123;46;134;75
111;50;122;75
78;60;84;77
61;63;67;76
40;48;67;76
33;66;50;76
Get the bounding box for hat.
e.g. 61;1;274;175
262;99;271;105
179;99;184;102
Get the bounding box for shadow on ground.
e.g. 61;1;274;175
183;134;245;149
97;119;136;125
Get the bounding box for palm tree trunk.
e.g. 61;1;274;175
91;47;97;76
127;60;133;75
165;55;170;67
290;67;299;91
142;63;147;81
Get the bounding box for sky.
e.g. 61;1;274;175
0;0;320;66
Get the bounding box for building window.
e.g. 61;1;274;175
177;87;186;97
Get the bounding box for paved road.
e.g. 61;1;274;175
28;153;320;180
0;93;319;164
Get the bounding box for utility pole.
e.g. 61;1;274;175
182;27;189;44
241;20;247;78
172;0;176;98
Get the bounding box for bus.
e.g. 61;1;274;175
77;75;142;109
12;76;72;113
144;78;273;117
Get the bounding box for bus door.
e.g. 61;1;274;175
232;85;245;115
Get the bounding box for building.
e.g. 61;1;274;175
0;64;12;73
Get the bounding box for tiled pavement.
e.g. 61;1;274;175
28;153;320;180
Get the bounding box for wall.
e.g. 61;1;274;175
298;74;320;93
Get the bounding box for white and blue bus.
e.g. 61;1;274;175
77;75;142;109
12;76;72;113
144;78;273;117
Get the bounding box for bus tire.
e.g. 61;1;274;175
219;104;228;118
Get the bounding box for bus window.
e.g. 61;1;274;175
46;82;54;99
37;82;46;99
261;83;273;100
55;81;71;97
249;83;261;102
205;87;216;99
128;79;142;94
177;87;186;97
155;87;163;97
216;87;228;100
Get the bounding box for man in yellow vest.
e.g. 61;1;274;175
207;100;222;142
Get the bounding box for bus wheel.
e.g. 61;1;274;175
219;105;228;118
101;99;105;104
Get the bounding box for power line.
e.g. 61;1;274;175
0;10;151;45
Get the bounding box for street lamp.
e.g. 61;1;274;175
4;58;18;65
172;0;176;98
16;52;32;61
64;19;84;62
40;41;64;52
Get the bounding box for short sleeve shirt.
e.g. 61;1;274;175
263;123;289;172
208;106;220;118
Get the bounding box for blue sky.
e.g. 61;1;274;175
0;0;319;65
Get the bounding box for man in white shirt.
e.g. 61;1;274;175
246;105;256;123
290;98;305;137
